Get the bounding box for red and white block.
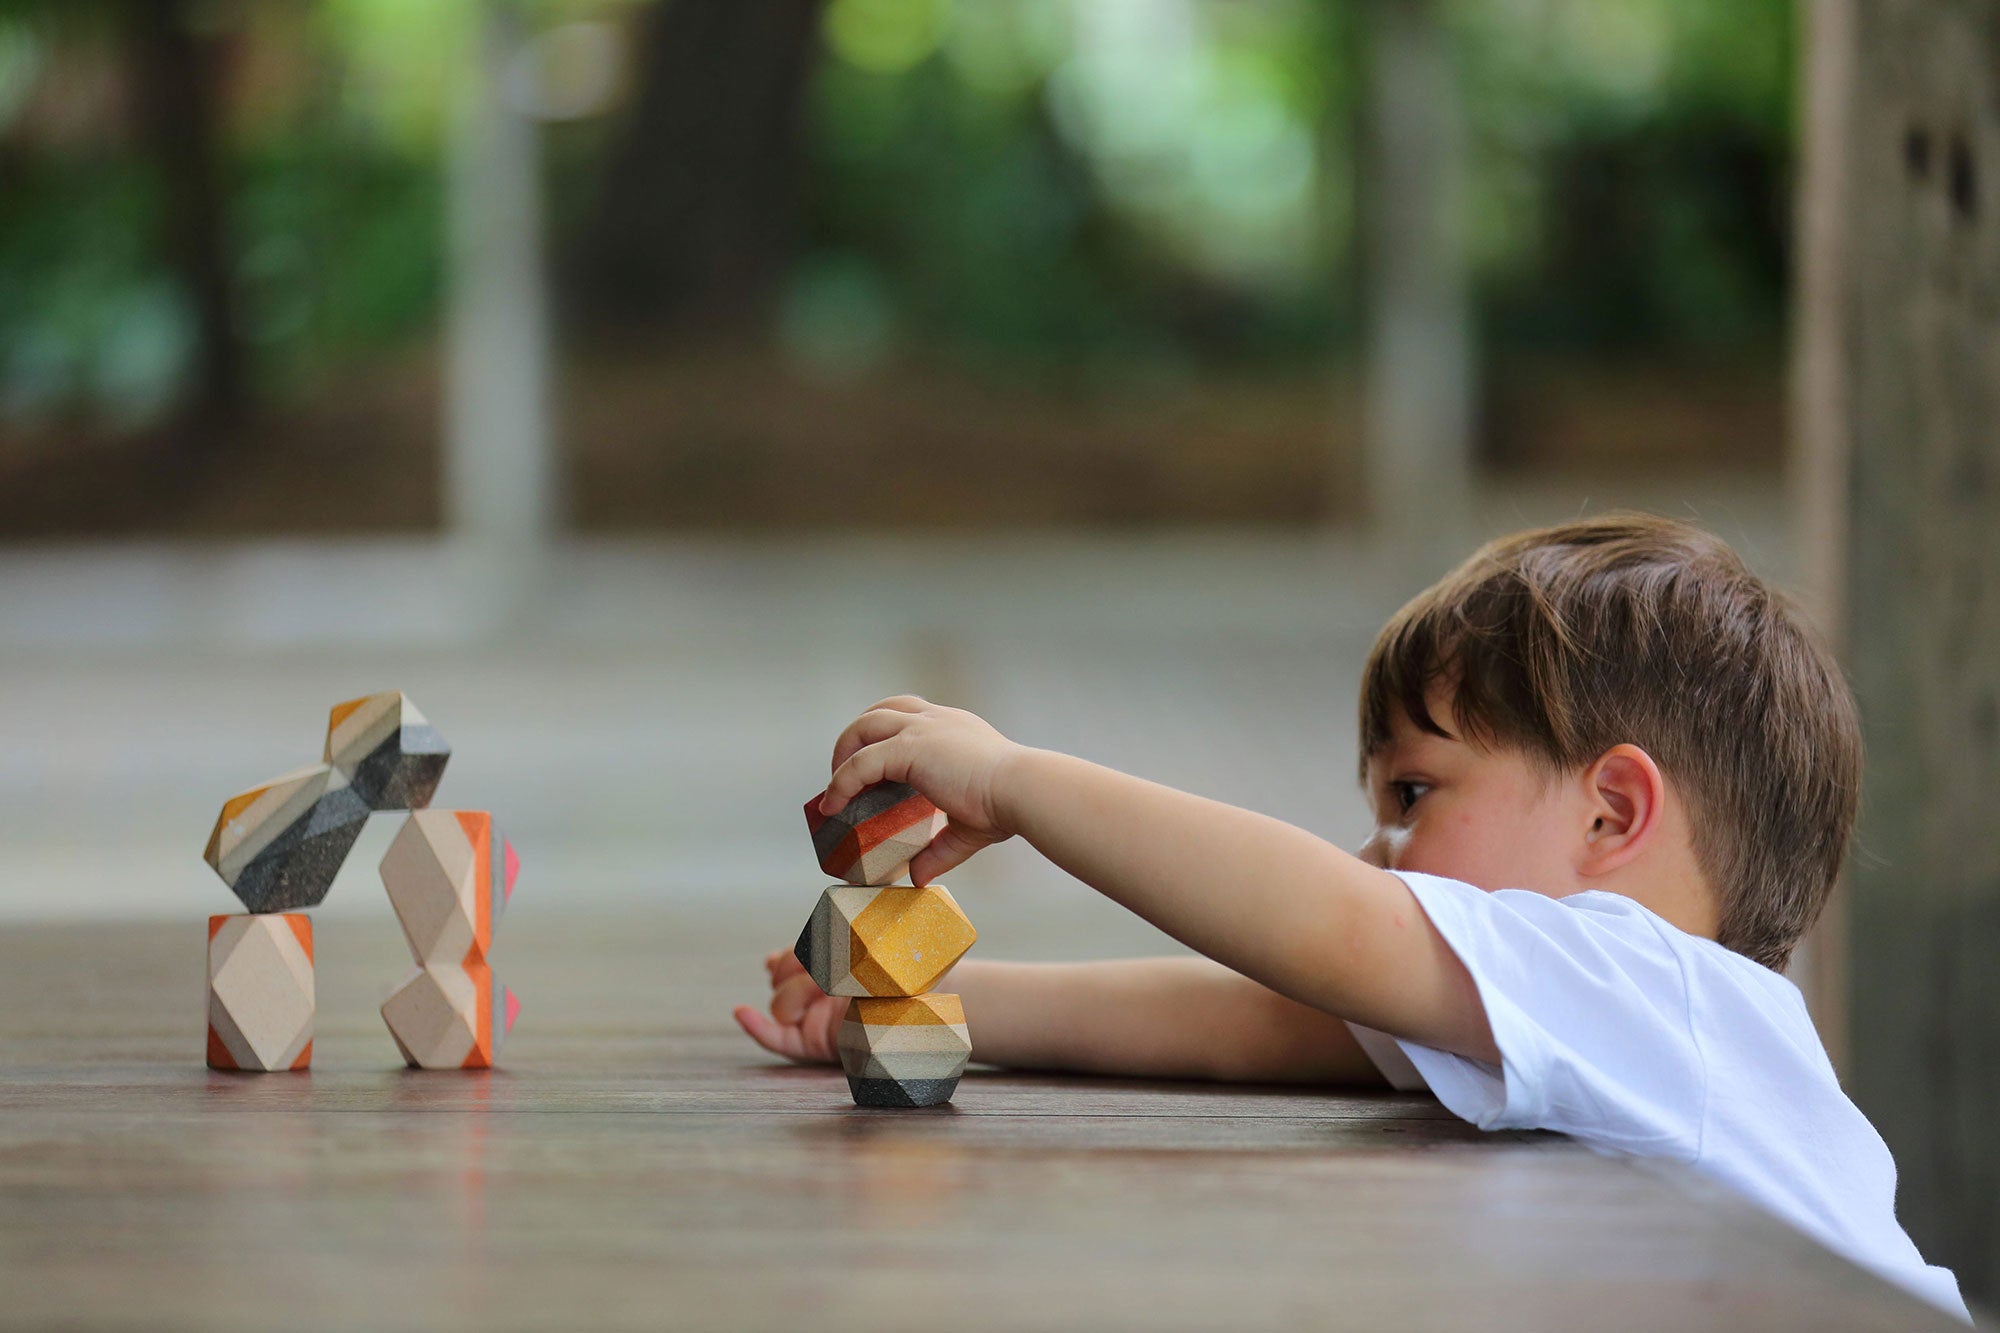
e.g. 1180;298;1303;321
804;782;947;886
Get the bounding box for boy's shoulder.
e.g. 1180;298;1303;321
1555;886;1817;1038
1390;871;1827;1115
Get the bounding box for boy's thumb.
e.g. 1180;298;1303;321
907;821;991;887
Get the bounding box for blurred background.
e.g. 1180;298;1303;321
0;0;1988;1305
0;0;1795;897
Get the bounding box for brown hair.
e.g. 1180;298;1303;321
1359;513;1860;971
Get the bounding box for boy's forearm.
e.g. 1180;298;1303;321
992;749;1489;1058
945;955;1386;1086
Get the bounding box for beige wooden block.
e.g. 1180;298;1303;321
206;914;314;1072
380;810;515;967
381;960;516;1070
838;994;971;1107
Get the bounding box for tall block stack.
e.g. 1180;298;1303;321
199;692;518;1071
379;810;519;1069
797;783;975;1107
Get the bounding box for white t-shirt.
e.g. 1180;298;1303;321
1345;870;1968;1322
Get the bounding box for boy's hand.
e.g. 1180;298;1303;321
821;695;1024;885
733;949;848;1065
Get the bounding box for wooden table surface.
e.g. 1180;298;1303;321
0;909;1960;1331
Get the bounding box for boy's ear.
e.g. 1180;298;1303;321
1577;744;1665;876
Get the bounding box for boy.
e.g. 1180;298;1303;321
735;514;1967;1320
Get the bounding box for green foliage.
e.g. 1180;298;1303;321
799;0;1793;372
1452;0;1795;350
0;0;1797;427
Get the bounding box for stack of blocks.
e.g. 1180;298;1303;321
200;692;519;1071
798;783;976;1107
379;811;518;1069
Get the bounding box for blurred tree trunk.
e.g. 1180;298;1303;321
1800;0;2000;1306
126;0;242;444
574;0;824;336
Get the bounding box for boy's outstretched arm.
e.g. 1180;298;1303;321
735;953;1390;1085
823;697;1498;1063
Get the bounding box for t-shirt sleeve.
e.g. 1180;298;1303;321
1344;1021;1428;1092
1386;871;1708;1161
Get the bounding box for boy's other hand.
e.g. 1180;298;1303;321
820;695;1023;885
733;948;847;1065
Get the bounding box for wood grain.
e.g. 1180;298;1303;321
0;911;1959;1331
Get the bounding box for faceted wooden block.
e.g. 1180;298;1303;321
838;994;970;1107
203;764;371;912
381;960;517;1069
804;781;946;886
793;884;975;998
207;914;314;1072
325;691;451;811
381;810;516;966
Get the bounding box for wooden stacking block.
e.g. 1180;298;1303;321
838;994;970;1107
793;884;976;998
203;764;371;912
804;781;947;886
380;810;515;966
381;961;517;1069
325;691;451;811
207;914;314;1072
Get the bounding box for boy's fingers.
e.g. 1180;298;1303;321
866;695;930;715
770;971;824;1026
767;950;806;984
808;996;848;1057
828;709;919;789
824;739;903;812
732;1005;811;1064
908;820;993;887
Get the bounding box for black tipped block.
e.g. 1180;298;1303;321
348;729;449;810
324;693;451;812
846;1075;962;1108
232;787;371;912
204;767;372;914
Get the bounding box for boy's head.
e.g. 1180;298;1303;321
1357;513;1860;971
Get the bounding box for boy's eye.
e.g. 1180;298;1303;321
1391;781;1431;815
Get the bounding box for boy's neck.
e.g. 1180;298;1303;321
1581;789;1720;942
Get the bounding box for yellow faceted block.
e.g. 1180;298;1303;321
793;884;976;998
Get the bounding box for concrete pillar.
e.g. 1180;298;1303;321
1358;0;1475;536
443;2;558;576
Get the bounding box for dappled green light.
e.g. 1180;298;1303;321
1047;0;1202;166
825;0;950;76
814;58;919;161
92;279;195;427
0;19;43;133
779;255;898;382
940;0;1063;100
1043;1;1323;287
315;0;473;146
